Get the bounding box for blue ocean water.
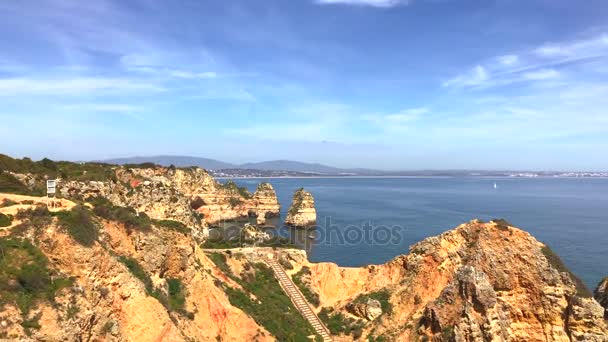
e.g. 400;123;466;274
233;177;608;289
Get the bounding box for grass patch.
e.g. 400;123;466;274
292;266;320;307
318;307;365;338
0;198;18;207
55;205;99;246
220;262;318;341
0;154;116;182
541;244;592;298
0;172;40;195
167;278;186;311
90;197;151;232
0;238;74;334
153;219;190;235
221;180;252;199
0;213;12;227
353;289;392;315
11;206;54;236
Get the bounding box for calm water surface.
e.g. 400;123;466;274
232;177;608;289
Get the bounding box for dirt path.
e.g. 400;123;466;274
0;193;77;229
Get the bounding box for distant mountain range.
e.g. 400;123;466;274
96;155;608;178
98;155;371;175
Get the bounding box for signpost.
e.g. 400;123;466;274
46;179;57;198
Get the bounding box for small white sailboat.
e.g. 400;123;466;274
493;182;498;189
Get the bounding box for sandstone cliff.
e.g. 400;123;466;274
292;219;608;341
285;188;316;227
53;166;280;230
0;201;273;341
595;277;608;319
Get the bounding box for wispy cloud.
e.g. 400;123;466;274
443;33;608;89
0;77;164;96
315;0;408;8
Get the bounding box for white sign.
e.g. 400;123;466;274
47;180;57;195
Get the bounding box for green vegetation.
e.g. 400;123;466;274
117;255;193;318
0;198;18;207
221;180;252;199
0;172;41;195
0;213;12;227
216;260;318;341
541;244;592;298
353;289;392;315
153;219;190;235
207;253;233;275
318;307;365;338
367;335;388;342
491;218;512;232
11;206;54;236
288;188;305;216
167;278;186;311
292;266;320;307
0;238;74;334
0;154;116;182
90;197;151;232
228;196;243;208
55;205;99;246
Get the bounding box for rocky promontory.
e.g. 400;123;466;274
595;277;608;319
285;188;316;227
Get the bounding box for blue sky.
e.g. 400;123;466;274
0;0;607;170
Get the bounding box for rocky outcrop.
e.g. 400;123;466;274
250;183;280;225
595;277;608;318
0;203;272;341
347;298;383;321
54;166;281;234
298;220;608;341
285;188;316;227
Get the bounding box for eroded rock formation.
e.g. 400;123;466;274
285;188;316;227
294;220;608;341
54;166;280;233
595;277;608;319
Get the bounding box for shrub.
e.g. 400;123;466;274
292;266;320;307
0;172;32;195
153;219;190;235
221;180;252;199
0;198;18;207
318;307;365;337
221;262;318;341
541;244;592;298
56;205;99;246
353;289;392;315
167;278;186;311
91;198;151;232
0;238;73;331
0;213;12;227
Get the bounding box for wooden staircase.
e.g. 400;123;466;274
265;257;333;342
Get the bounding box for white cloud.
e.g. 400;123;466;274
534;34;608;59
442;65;488;87
522;69;560;80
497;55;519;66
444;33;608;89
62;103;142;113
0;77;164;96
315;0;407;7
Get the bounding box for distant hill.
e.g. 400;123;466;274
240;160;348;174
97;156;369;174
99;156;235;170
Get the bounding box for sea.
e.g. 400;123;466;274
229;177;608;289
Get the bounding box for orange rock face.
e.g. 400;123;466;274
301;220;608;341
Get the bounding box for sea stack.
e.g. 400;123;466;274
285;188;316;227
251;182;280;225
595;277;608;318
